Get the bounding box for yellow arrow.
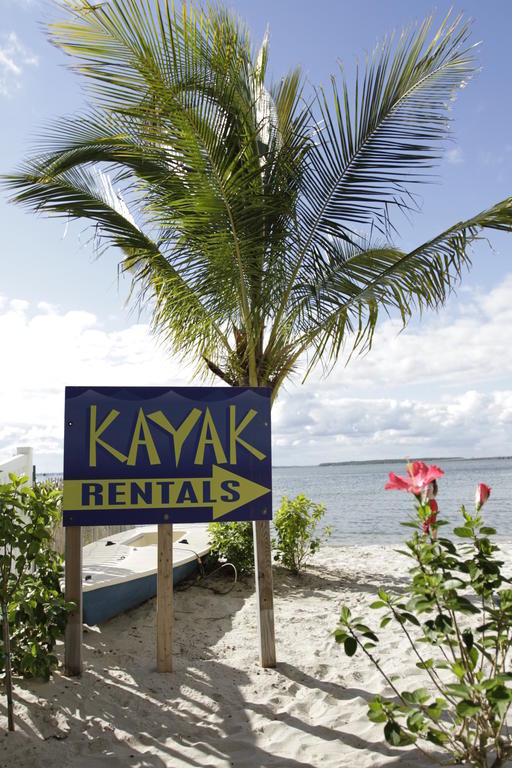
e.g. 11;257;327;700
62;466;270;520
210;465;270;519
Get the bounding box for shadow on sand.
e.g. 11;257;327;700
2;566;437;767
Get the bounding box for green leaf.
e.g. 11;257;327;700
453;527;473;538
487;685;512;703
443;579;466;590
438;538;457;554
425;705;442;720
426;728;447;746
368;708;387;724
452;663;466;679
456;700;481;717
384;721;415;747
406;710;425;732
446;683;472;698
412;688;430;705
344;636;358;657
416;658;433;670
448;596;480;615
491;698;510;718
401;612;420;626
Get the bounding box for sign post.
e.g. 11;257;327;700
254;520;276;667
157;524;173;672
64;526;82;676
62;386;274;673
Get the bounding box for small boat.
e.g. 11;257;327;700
81;524;211;625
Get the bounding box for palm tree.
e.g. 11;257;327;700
5;0;511;397
4;1;512;666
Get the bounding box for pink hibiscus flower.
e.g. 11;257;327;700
385;461;444;496
475;483;491;511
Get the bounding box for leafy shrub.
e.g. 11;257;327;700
272;494;331;574
1;475;74;730
207;521;254;575
335;462;512;767
7;549;71;679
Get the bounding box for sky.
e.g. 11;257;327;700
1;0;512;471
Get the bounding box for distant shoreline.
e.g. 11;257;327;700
318;456;512;467
319;456;464;467
37;455;512;476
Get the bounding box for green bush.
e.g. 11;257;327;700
7;549;71;679
207;521;254;575
1;475;75;730
272;494;331;574
335;463;512;767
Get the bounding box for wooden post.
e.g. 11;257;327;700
64;526;83;676
157;523;173;672
253;520;276;667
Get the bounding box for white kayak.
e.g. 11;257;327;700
80;524;211;624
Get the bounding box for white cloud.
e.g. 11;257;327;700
272;274;512;463
446;147;463;164
2;275;512;470
0;32;38;97
272;389;512;465
0;299;201;471
302;275;512;395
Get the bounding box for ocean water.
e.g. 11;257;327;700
40;457;512;545
272;458;512;544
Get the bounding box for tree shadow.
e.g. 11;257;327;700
2;571;437;768
272;562;410;599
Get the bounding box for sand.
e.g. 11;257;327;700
2;543;510;768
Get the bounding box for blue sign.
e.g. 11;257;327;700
62;386;272;526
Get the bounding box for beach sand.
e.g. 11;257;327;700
2;543;510;768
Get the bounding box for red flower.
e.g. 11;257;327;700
422;499;439;536
475;483;491;511
422;515;438;534
385;461;444;496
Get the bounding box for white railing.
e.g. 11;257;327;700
0;447;34;485
0;448;136;553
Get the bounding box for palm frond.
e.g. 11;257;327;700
4;158;232;361
303;12;476;238
286;197;512;373
265;11;478;360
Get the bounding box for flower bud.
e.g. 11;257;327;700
475;483;491;511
